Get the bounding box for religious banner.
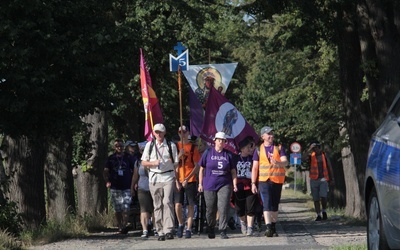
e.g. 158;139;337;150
200;87;259;154
183;63;238;108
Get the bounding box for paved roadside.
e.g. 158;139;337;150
29;197;366;250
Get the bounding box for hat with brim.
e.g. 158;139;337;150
214;132;227;140
124;140;137;147
153;123;166;132
178;125;188;132
260;126;273;136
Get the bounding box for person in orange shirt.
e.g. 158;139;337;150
175;125;201;238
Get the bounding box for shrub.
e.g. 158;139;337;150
0;199;23;236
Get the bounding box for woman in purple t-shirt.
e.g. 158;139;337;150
198;132;237;239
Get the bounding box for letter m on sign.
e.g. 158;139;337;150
169;50;189;72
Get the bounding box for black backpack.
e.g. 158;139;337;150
148;139;175;161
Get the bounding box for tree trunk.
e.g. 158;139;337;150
4;135;46;229
76;108;108;216
363;0;400;122
339;127;364;217
0;146;6;205
45;133;75;222
336;2;372;218
328;152;346;208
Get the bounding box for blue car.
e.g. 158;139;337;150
364;91;400;249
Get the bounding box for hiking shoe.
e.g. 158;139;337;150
141;230;148;238
315;215;322;221
177;225;184;238
220;230;229;239
185;230;192;238
271;224;278;237
119;227;129;234
265;224;273;237
265;228;273;237
166;233;174;240
208;228;215;239
158;235;165;241
246;227;253;236
228;217;236;230
322;212;328;220
240;222;247;235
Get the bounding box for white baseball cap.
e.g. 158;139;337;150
153;123;166;132
178;125;188;132
214;131;227;140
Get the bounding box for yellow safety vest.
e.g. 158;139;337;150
258;145;286;184
309;152;330;180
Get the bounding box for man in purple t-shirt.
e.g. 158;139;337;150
198;132;237;240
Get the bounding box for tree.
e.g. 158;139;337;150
0;0;124;228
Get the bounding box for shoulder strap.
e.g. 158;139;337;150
167;140;174;161
148;139;155;159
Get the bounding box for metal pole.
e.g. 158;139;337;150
294;165;297;194
178;66;185;176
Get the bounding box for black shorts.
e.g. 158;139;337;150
137;189;154;213
174;182;197;206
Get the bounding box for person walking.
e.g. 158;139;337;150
234;136;258;236
251;126;288;237
175;125;201;238
198;131;237;239
131;143;155;238
103;139;137;234
141;123;178;241
302;142;335;221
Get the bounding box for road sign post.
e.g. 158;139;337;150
289;142;302;194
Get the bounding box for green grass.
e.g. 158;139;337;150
0;230;23;250
21;211;114;247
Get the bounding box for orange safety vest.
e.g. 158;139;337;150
309;152;330;180
177;142;200;183
258;145;286;184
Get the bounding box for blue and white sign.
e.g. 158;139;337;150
290;153;302;165
169;42;189;72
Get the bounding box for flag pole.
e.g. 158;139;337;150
178;65;185;177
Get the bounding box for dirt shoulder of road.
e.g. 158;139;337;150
28;193;367;250
279;195;367;248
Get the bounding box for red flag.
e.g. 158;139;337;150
140;49;163;141
201;87;259;154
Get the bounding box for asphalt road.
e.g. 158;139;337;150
30;196;367;250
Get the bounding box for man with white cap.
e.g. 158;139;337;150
141;123;178;241
198;131;237;239
174;125;201;238
251;126;288;237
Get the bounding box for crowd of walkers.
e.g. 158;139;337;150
104;123;292;240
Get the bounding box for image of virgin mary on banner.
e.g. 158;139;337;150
200;87;259;154
183;63;238;108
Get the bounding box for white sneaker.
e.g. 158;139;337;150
246;227;253;236
141;230;148;238
240;222;247;235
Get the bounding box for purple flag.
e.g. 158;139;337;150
189;86;204;137
201;87;259;154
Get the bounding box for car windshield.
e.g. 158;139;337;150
375;95;400;146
